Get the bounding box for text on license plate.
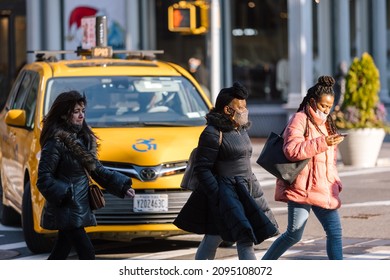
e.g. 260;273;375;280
133;194;168;212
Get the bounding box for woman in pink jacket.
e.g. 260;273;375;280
262;76;345;260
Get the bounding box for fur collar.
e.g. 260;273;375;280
206;111;251;132
54;129;98;171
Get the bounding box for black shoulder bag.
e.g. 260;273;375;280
256;119;310;184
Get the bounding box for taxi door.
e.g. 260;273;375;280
1;70;38;209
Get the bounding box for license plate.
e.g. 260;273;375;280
133;194;168;212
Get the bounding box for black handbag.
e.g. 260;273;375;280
256;129;310;184
180;130;222;191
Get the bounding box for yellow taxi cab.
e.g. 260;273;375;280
0;47;212;253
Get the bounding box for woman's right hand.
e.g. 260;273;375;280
325;134;344;146
125;188;135;198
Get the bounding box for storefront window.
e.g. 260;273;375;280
155;0;287;103
0;1;26;110
231;0;287;103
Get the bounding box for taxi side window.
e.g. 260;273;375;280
11;71;33;109
23;73;39;129
6;71;25;110
8;71;38;129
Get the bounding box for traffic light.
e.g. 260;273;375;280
169;5;194;32
168;1;209;34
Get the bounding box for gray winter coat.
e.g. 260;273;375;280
174;112;279;244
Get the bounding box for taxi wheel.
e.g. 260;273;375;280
22;181;54;254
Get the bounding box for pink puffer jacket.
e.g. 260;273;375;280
274;108;342;209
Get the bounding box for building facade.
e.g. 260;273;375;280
1;0;389;136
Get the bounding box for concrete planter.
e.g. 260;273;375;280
338;128;385;167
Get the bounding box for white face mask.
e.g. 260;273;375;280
311;100;328;121
316;108;328;121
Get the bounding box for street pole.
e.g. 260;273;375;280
210;0;221;105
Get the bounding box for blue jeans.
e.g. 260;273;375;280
262;201;343;260
195;235;257;260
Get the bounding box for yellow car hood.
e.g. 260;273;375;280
93;126;205;165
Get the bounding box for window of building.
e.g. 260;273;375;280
231;0;288;104
155;0;288;104
155;0;210;94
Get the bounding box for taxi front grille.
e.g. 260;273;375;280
93;190;190;224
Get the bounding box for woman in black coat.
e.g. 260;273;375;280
174;82;279;260
37;90;135;260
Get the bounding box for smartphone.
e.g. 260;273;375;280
339;133;348;137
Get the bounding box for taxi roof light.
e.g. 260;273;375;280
28;49;164;62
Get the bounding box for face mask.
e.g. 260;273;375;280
315;106;328;121
229;107;249;126
311;100;328;121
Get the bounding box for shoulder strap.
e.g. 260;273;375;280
218;130;222;145
83;167;92;184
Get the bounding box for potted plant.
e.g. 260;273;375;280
332;52;390;167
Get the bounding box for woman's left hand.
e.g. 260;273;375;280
125;188;135;198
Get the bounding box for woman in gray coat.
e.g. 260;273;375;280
174;82;278;260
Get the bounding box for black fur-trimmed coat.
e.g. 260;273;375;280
37;128;132;230
174;112;279;244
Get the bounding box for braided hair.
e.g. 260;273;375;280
297;76;339;136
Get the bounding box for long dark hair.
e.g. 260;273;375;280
40;90;97;146
297;76;338;135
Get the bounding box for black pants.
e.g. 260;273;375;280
48;228;95;260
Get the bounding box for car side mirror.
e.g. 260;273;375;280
5;109;27;127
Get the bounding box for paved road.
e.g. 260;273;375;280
2;229;389;260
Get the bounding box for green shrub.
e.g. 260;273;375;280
332;52;390;132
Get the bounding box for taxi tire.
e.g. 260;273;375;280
22;181;54;254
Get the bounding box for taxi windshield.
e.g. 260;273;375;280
44;76;209;127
